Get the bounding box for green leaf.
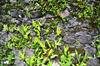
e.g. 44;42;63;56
50;54;58;59
60;55;66;62
42;11;46;15
46;27;50;34
24;35;28;39
55;27;61;37
25;9;30;18
32;20;36;27
42;57;47;64
48;61;53;66
4;24;8;32
48;49;53;56
46;40;51;48
8;10;10;15
75;49;78;57
64;46;69;55
78;13;83;18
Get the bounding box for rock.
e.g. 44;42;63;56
0;31;8;42
38;17;46;25
86;47;97;57
16;20;20;24
0;40;5;45
67;17;81;28
12;48;26;66
57;22;64;30
25;47;34;58
10;0;16;4
30;10;43;18
7;32;14;41
64;32;76;44
82;20;91;28
75;31;92;44
48;34;55;41
0;23;3;31
19;0;25;3
45;13;54;19
10;9;19;18
60;9;70;18
87;59;100;66
52;60;60;66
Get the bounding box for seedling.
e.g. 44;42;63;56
25;9;30;18
7;54;15;64
55;27;61;37
19;48;25;60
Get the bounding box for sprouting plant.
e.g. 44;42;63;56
54;37;62;49
7;54;15;64
33;37;47;52
32;20;42;38
74;41;80;45
47;61;53;66
75;50;91;66
4;24;8;32
55;27;61;37
46;27;50;38
25;55;37;66
78;13;83;18
9;24;17;32
7;42;13;49
46;39;51;48
8;10;10;15
64;46;69;55
59;54;73;66
25;9;30;18
19;48;25;60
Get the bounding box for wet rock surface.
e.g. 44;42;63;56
0;0;100;66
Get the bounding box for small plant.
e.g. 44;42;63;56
4;24;8;32
7;54;15;64
19;48;25;60
75;50;91;66
25;9;30;18
25;55;37;66
55;27;61;37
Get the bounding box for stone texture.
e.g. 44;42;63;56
48;34;55;41
0;40;5;45
86;47;97;57
60;9;70;18
87;59;100;66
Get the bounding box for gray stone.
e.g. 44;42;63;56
48;34;55;41
30;10;43;18
75;31;92;44
20;0;25;3
0;40;5;45
0;31;8;42
57;22;64;30
39;17;46;25
10;9;19;18
60;9;70;18
45;13;55;19
10;0;16;4
67;17;81;28
87;59;100;66
52;60;60;66
7;32;14;41
86;47;97;57
82;20;91;28
16;20;20;24
12;48;26;66
64;33;76;44
25;47;34;58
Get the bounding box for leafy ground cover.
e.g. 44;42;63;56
0;0;100;66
